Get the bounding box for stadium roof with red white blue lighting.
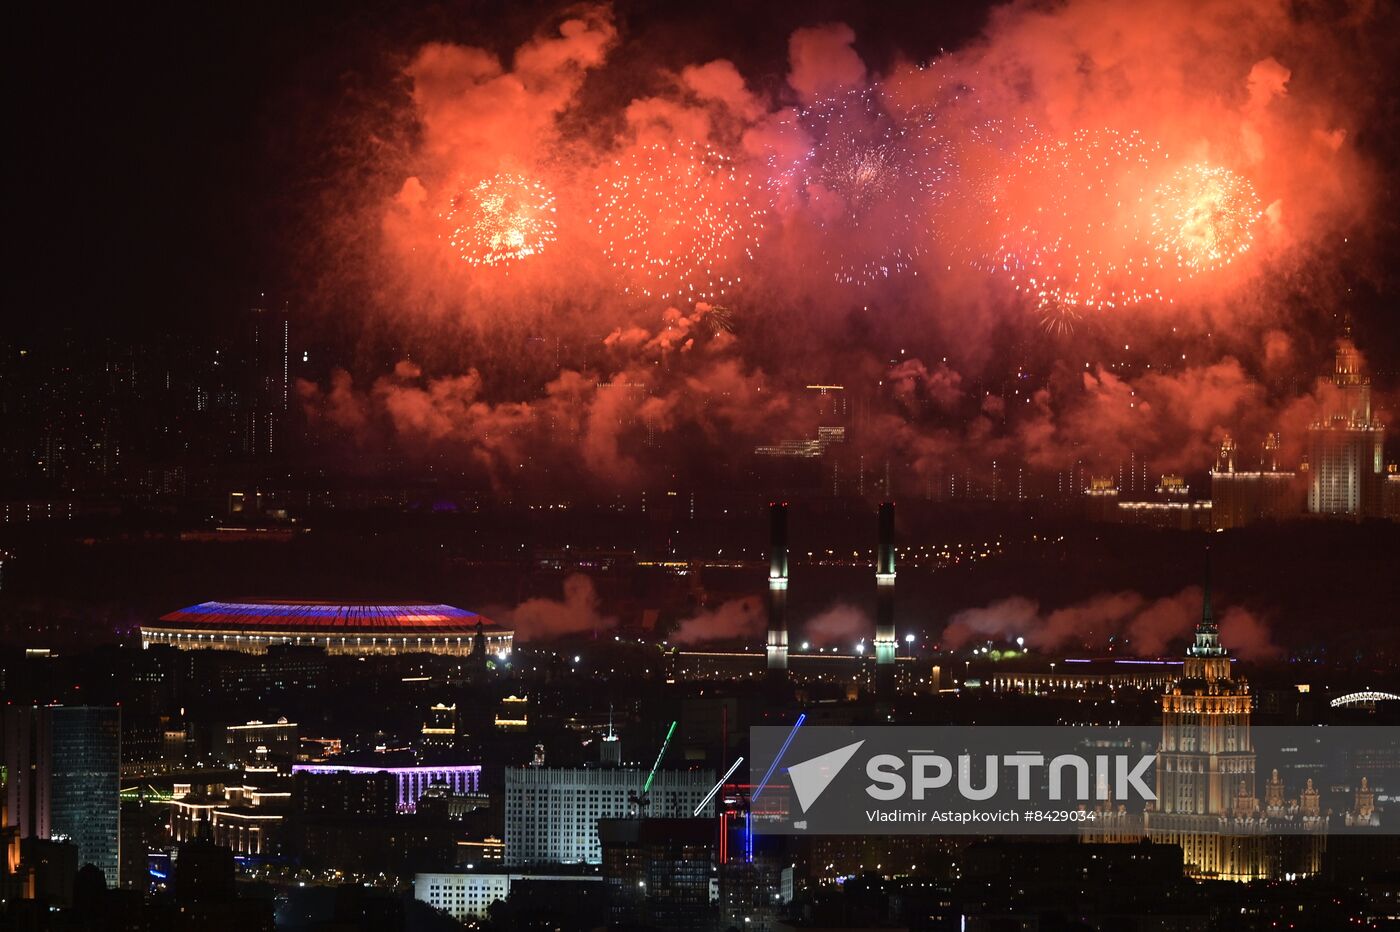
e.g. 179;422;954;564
154;600;506;635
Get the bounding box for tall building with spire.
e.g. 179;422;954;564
1143;558;1323;880
1084;558;1324;880
600;709;621;766
1307;323;1385;517
1147;560;1262;878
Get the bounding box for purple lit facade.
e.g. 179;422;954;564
291;764;482;813
141;600;512;657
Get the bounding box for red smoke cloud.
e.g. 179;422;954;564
497;574;617;643
1014;358;1264;473
787;24;865;102
669;596;766;646
298;303;797;488
1218;605;1285;663
666;599;876;649
802;603;872;648
943;585;1282;661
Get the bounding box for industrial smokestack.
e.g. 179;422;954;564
876;501;895;578
766;502;789;673
874;501;897;696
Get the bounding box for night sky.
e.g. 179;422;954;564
6;1;996;342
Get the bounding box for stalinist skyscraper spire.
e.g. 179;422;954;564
1149;549;1269;880
1188;549;1225;659
1307;318;1385;516
1085;549;1325;880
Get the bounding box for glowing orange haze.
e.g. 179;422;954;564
300;0;1384;493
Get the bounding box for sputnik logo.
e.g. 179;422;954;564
787;740;865;812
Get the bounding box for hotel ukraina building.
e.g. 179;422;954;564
1084;572;1330;881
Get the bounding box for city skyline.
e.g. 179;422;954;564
4;1;1400;930
4;0;1400;503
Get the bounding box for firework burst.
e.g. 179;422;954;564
704;304;735;334
1151;163;1262;273
439;172;557;268
978;128;1171;311
592;140;764;304
1039;302;1083;336
770;86;948;285
945;128;1263;314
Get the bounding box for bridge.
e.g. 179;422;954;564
1329;690;1400;708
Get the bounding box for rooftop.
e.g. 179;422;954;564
153;600;506;635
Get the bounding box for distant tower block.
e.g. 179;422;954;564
766;502;789;673
1307;321;1386;517
874;502;897;696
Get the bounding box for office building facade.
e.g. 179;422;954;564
2;706;121;887
504;767;714;866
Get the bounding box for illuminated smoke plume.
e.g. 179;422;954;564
941;128;1265;312
667;599;881;650
297;304;795;489
802;603;872;648
949;128;1263;311
767;86;948;284
669;596;765;645
786;23;865;101
499;574;617;642
297;0;1386;493
942;586;1281;661
1218;606;1284;662
592;140;763;303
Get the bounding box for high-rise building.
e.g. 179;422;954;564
599;817;716;929
1210;433;1303;529
1146;566;1261;874
599;717;622;766
246;300;289;459
2;706;121;887
2;764;29;905
1307;326;1386;517
504;767;714;866
1084;563;1325;880
207;718;297;767
1143;569;1323;879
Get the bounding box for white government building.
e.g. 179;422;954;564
504;766;716;865
414;873;602;920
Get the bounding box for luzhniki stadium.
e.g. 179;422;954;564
141;600;512;657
